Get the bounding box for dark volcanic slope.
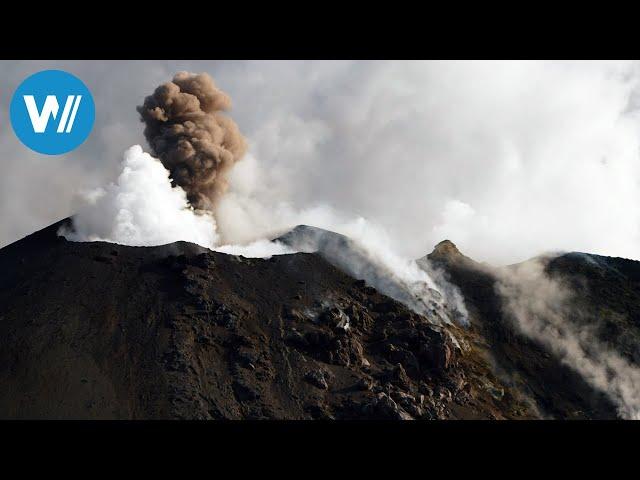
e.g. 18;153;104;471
546;252;640;363
419;241;640;419
0;220;531;419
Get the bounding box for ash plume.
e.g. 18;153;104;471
137;72;247;211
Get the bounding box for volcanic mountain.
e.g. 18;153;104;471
0;220;638;419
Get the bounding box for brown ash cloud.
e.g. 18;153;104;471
137;72;247;210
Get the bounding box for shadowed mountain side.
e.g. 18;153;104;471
545;252;640;362
418;241;622;418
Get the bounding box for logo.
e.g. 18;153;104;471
10;70;95;155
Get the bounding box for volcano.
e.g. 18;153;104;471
0;219;638;419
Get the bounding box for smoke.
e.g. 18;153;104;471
496;259;640;419
213;149;469;323
61;145;218;248
277;222;463;325
137;72;247;211
61;144;300;259
417;259;469;326
215;239;294;258
331;221;468;325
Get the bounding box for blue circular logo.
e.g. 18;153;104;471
10;70;95;155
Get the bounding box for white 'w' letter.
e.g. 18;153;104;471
23;95;82;133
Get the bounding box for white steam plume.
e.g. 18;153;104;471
496;259;640;419
215;239;294;258
61;145;219;249
418;259;470;326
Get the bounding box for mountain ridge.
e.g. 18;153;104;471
0;218;531;419
1;218;638;418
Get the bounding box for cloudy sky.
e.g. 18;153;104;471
1;60;640;264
